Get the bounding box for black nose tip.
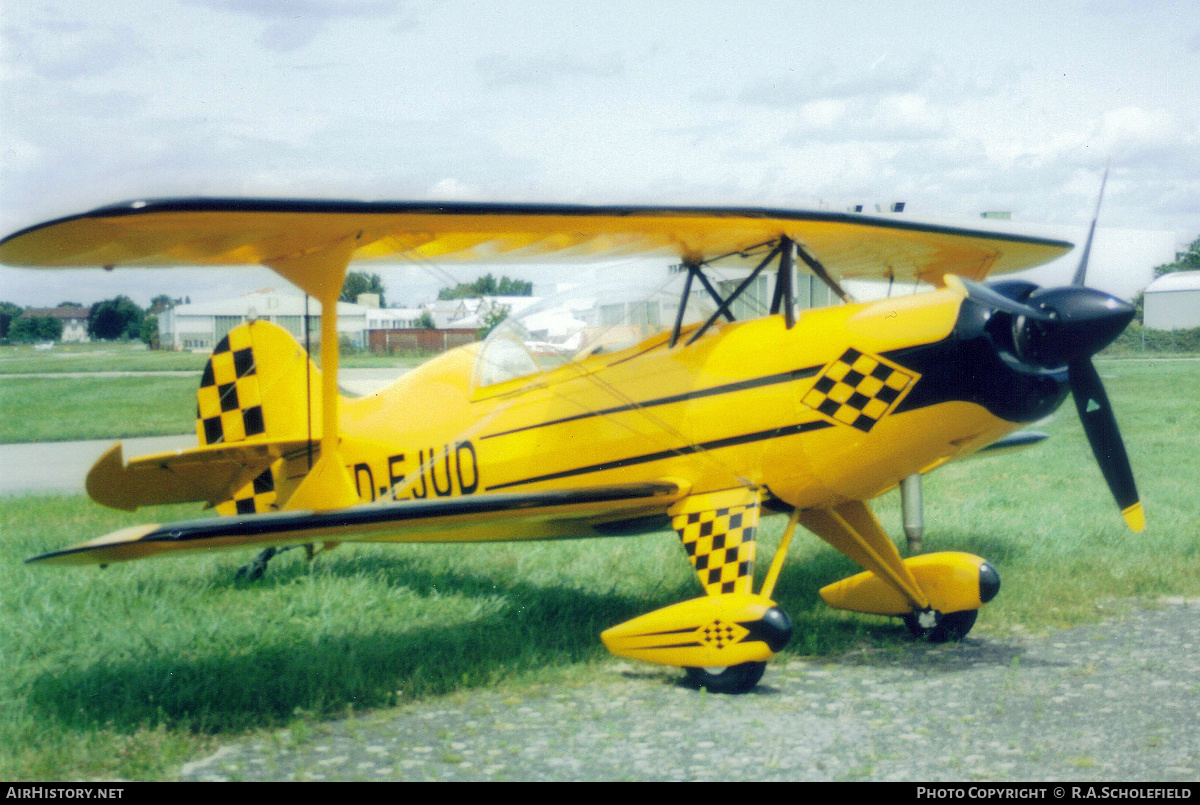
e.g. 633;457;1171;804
979;562;1001;604
1013;287;1135;368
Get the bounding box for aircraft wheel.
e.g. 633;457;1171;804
683;661;766;694
903;609;978;643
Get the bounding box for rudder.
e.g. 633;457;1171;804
196;321;323;515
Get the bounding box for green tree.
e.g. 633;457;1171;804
1154;234;1200;278
497;276;533;295
477;304;510;339
140;314;159;348
9;316;62;342
149;295;179;314
437;273;532;300
340;272;386;306
88;296;144;340
416;310;436;329
0;302;23;340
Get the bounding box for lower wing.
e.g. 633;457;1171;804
27;480;687;566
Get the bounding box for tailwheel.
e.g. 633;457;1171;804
683;661;767;694
903;608;978;643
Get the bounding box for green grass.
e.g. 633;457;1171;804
0;377;198;442
0;343;209;374
0;357;1197;779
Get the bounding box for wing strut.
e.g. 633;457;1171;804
769;236;796;328
795;241;853;303
263;238;361;511
685;240;784;346
668;263;696;348
669;236;804;348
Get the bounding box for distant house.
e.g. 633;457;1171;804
1143;270;1200;330
158;289;370;351
444;296;540;328
366;307;427;331
19;305;92;342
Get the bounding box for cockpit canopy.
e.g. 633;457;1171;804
474;261;841;388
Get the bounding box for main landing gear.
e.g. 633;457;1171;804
235;543;327;581
683;662;768;694
902;608;979;643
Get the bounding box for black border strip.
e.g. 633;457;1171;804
486;420;832;491
26;481;681;562
481;365;823;440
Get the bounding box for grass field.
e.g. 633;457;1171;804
0;357;1197;779
0;343;208;374
0;376;199;443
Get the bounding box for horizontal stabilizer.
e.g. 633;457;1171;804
28;480;686;566
86;439;316;511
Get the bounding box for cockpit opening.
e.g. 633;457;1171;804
473;252;843;388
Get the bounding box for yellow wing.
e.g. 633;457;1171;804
0;198;1073;286
26;480;687;566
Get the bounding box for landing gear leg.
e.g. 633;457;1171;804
900;474;923;555
234;543;320;581
235;547;278;581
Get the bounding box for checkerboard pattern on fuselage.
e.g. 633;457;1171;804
673;503;758;596
802;348;916;433
196;326;267;446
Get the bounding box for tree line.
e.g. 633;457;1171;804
0;294;184;346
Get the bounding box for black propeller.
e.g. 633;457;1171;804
947;167;1144;532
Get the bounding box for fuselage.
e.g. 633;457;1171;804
331;290;1066;525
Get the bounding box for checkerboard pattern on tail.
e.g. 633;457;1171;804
197;326;267;446
196;321;315;516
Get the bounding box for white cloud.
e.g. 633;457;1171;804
1;0;1198;309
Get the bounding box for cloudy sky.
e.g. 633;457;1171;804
1;0;1197;306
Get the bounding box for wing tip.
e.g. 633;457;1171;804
25;523;163;566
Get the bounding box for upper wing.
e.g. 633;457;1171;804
26;480;686;566
0;198;1073;286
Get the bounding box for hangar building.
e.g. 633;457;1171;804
1143;271;1200;330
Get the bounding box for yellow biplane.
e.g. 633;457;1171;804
0;194;1142;693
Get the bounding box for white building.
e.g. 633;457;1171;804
366;306;427;330
20;306;91;342
1143;271;1200;330
159;289;370;351
446;295;540;328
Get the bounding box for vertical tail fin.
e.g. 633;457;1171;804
196;321;325;514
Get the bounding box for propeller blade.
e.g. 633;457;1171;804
1071;162;1109;287
1067;358;1144;532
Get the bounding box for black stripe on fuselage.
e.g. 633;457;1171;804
486;420;832;491
481;364;823;440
